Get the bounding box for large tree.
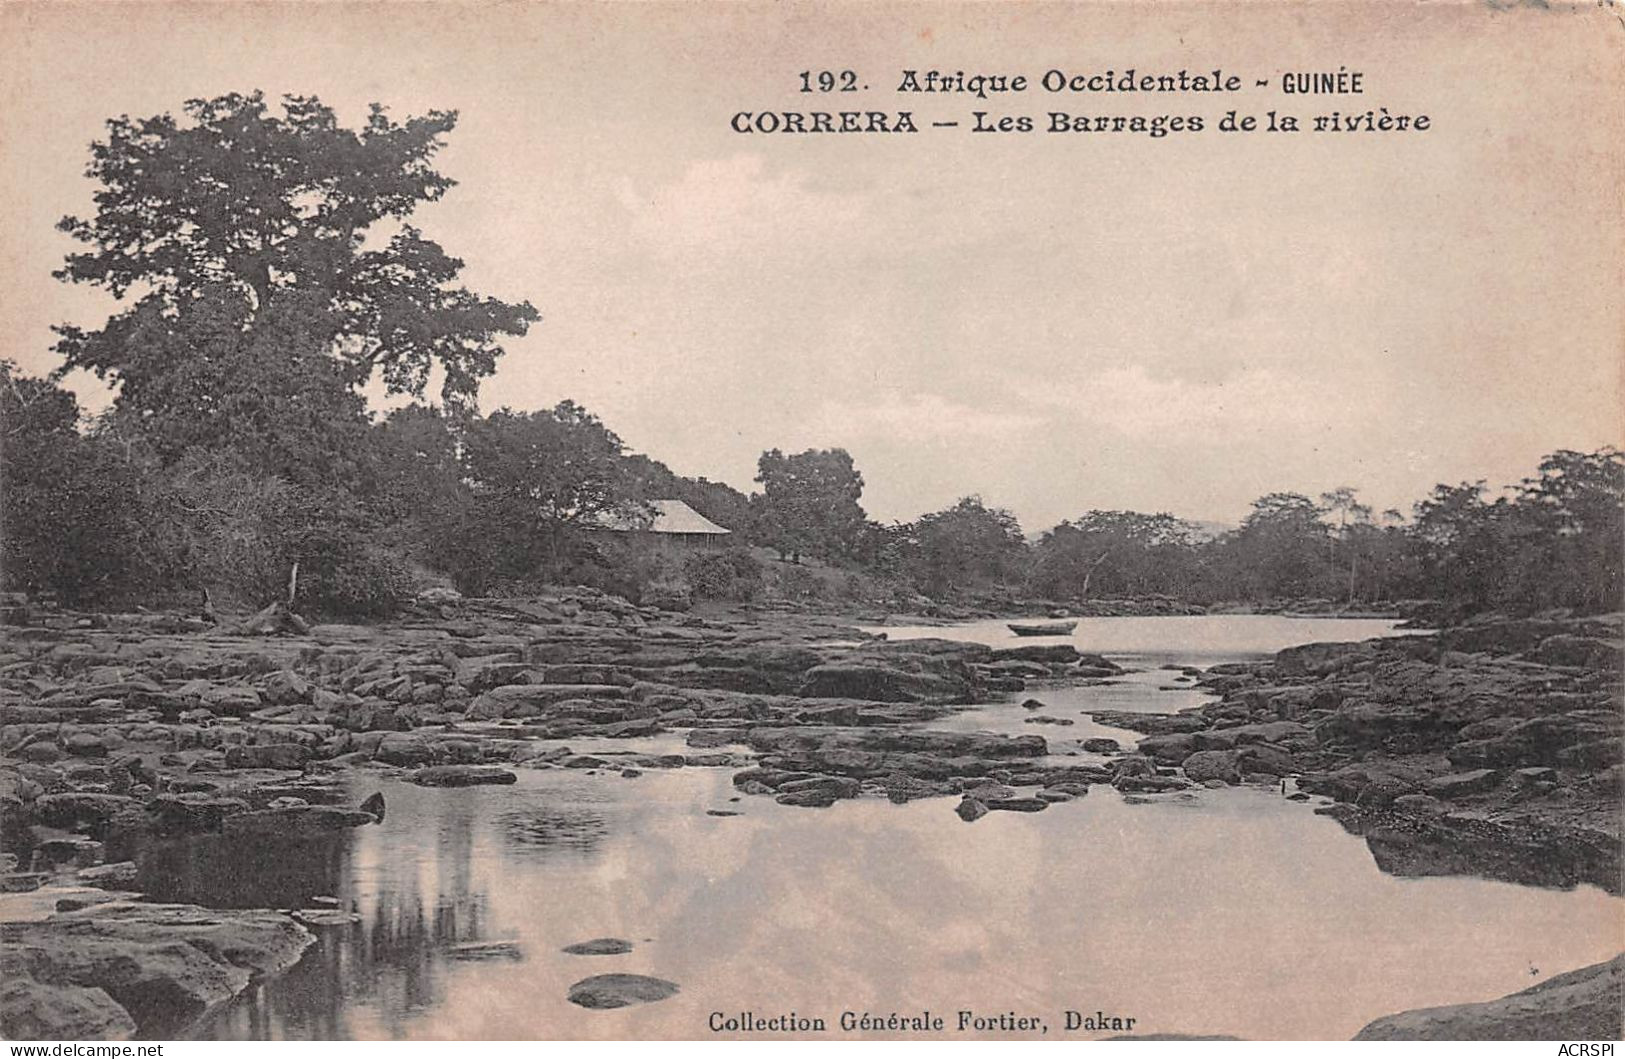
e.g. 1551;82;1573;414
752;447;868;563
903;496;1027;599
458;402;646;581
52;92;538;462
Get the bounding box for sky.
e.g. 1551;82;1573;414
2;1;1620;532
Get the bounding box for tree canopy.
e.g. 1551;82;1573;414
52;92;538;458
753;447;868;562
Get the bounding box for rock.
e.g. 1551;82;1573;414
290;909;361;929
261;670;313;706
1528;635;1622;670
961;782;1020;802
77;862;138;889
955;796;989;822
1424;769;1504;798
989;644;1083;664
32;793;140;831
1111;754;1159;779
1392;793;1450;816
566;973;680;1009
796;663;964;703
795;703;861;726
0;901;313;1036
1354;954;1624;1040
1139;733;1199;763
1;979;137;1040
359;792;386;821
446;941;523;961
1113;774;1192;793
1275;640;1373;677
373;734;436;767
1081;738;1121;753
1091;711;1206;734
1235;743;1297;777
1298;763;1425;806
1;872;49;892
1448;715;1612;769
222;743;311;771
221;806;377;836
562;937;634;955
145;794;249;833
774;788;837;808
410;766;518;788
1180;750;1242;785
468;683;627;720
984;796;1048;812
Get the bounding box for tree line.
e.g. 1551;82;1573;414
3;93;1620;620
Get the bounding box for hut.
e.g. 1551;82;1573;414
595;499;732;551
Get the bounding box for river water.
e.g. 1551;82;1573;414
157;616;1619;1041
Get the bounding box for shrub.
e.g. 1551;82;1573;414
684;548;765;602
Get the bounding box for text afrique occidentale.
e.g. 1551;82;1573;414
734;66;1430;137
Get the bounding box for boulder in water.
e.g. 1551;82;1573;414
562;937;634;955
567;973;679;1009
955;796;988;822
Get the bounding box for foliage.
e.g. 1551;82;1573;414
0;362;158;603
53;92;537;426
683;548;766;602
900;496;1026;599
753;447;868;562
1031;511;1197;600
454;401;647;583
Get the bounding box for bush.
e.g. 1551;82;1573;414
684;548;765;602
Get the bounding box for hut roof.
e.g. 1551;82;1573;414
598;499;731;535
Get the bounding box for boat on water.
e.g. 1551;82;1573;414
1006;619;1078;637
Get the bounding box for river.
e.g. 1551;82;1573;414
151;615;1618;1040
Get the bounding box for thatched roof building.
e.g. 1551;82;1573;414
595;499;732;547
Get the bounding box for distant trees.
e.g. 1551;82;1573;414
1411;448;1623;615
1221;492;1336;599
753;448;868;562
900;497;1027;599
5;89;1619;618
1031;511;1197;599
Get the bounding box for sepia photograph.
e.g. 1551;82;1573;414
0;0;1621;1046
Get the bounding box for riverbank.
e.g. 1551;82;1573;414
1;593;1618;1038
1094;613;1623;894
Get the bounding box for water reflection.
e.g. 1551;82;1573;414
497;803;609;858
168;617;1618;1040
136;831;348;910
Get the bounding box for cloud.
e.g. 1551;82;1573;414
1012;365;1359;443
806;392;1038;445
613;155;869;263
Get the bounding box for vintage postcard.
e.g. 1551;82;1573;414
0;0;1621;1046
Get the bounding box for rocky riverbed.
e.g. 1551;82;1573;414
1095;613;1624;894
1;593;1619;1039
